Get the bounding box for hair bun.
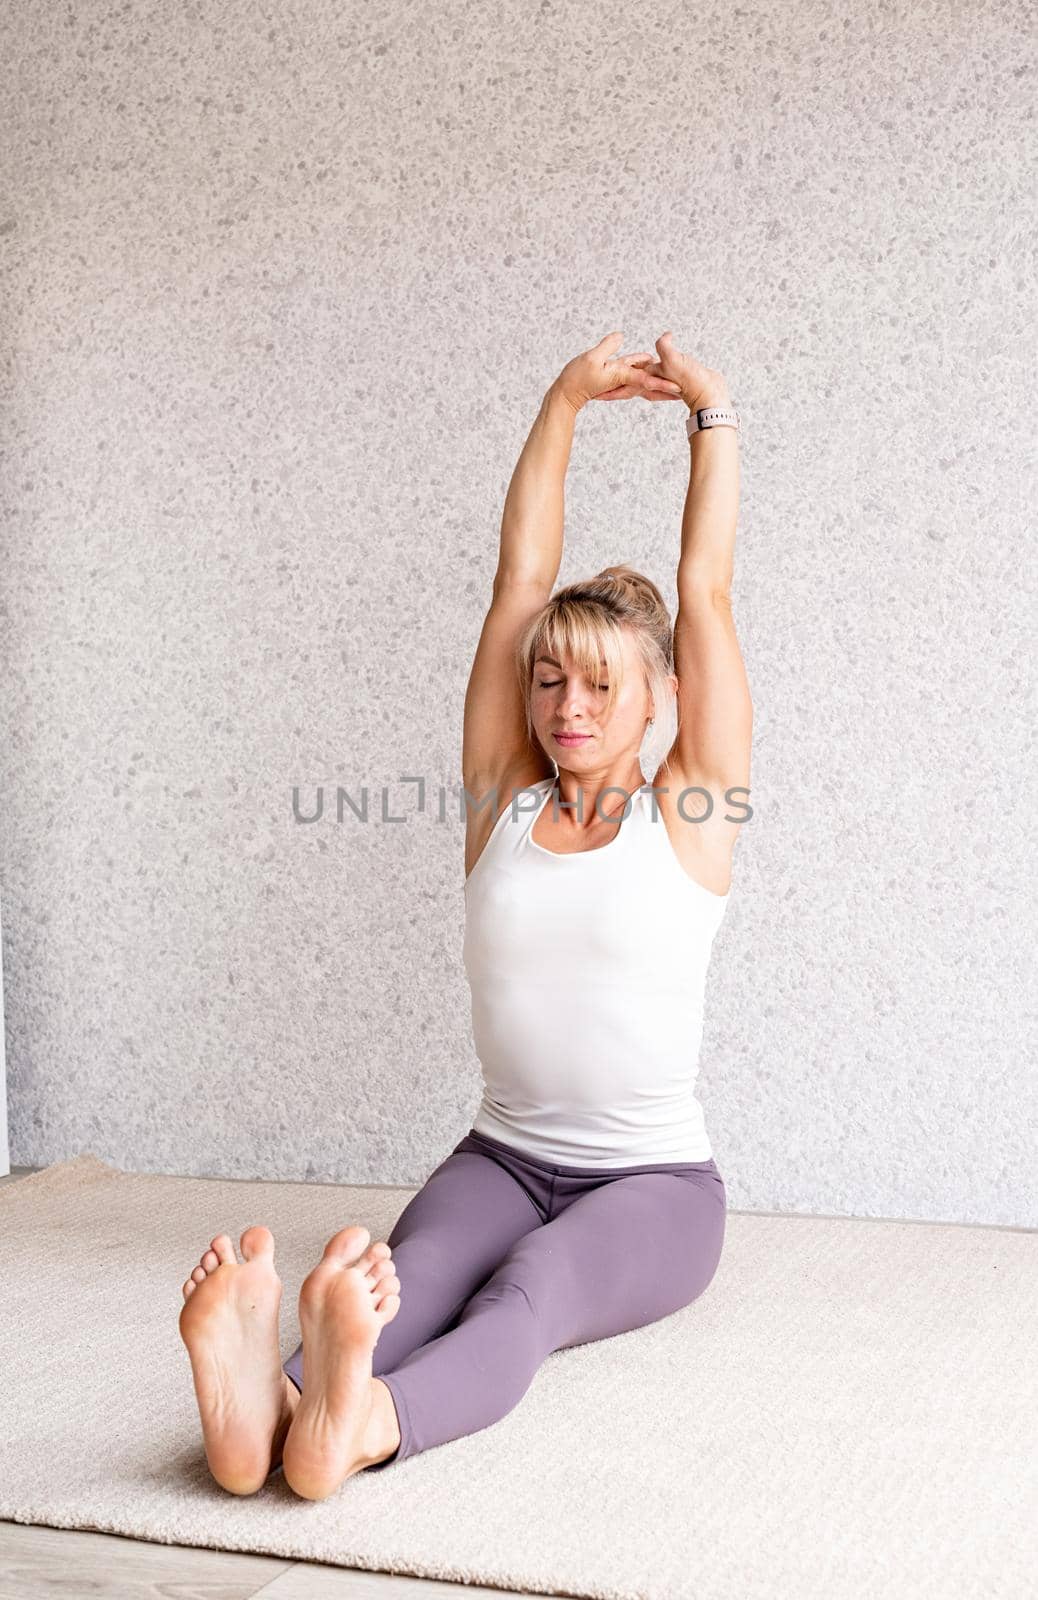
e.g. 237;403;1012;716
596;564;667;616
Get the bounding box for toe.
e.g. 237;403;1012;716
210;1233;236;1265
201;1250;219;1272
376;1275;401;1307
183;1279;196;1299
321;1224;370;1264
360;1242;392;1276
240;1225;275;1261
191;1266;207;1284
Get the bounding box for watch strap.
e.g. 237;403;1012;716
686;405;740;437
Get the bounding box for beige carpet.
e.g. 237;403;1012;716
0;1154;1034;1600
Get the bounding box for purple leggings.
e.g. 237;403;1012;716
282;1126;726;1470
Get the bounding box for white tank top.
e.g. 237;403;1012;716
463;776;730;1167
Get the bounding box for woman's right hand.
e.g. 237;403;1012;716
554;331;685;412
651;332;731;412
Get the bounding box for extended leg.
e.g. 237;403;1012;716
281;1141;546;1469
366;1168;726;1471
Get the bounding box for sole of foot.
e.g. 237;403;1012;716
281;1224;401;1501
178;1225;290;1496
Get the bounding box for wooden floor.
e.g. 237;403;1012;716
0;1166;547;1599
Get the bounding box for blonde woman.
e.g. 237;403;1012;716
179;331;751;1499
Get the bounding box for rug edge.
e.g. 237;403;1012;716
0;1152;126;1194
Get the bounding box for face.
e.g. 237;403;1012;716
531;631;655;772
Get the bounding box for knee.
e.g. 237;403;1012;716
478;1237;563;1316
476;1272;539;1318
455;1275;545;1384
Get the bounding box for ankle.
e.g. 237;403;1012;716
361;1377;401;1466
280;1374;301;1429
269;1374;300;1470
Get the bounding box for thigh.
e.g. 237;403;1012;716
485;1171;727;1354
372;1143;545;1373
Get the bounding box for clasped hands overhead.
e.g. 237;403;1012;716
555;330;730;415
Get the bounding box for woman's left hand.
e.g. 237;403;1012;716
555;331;686;410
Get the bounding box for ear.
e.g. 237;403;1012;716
648;673;679;721
657;672;679;715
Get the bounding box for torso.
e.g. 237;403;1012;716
464;760;733;897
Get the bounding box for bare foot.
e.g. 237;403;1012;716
178;1226;295;1495
281;1225;401;1501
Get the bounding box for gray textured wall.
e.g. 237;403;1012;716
2;2;1034;1224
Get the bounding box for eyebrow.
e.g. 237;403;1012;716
534;655;608;668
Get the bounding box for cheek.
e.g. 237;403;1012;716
612;703;643;739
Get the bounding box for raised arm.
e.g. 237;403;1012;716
462;336;682;796
652;336;752;843
461;382;575;795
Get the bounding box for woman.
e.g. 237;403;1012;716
178;330;751;1500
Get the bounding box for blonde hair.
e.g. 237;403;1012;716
516;564;679;784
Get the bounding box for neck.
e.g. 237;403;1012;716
553;766;644;824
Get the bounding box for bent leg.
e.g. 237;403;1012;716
281;1142;543;1397
365;1168;726;1470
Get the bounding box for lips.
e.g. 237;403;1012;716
554;732;591;744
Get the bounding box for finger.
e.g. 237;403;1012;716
635;354;681;384
610;363;664;387
626;367;681;391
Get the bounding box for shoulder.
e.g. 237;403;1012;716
464;758;554;881
648;761;741;897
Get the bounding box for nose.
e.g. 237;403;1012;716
558;686;593;719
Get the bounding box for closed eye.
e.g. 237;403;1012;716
537;679;609;690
